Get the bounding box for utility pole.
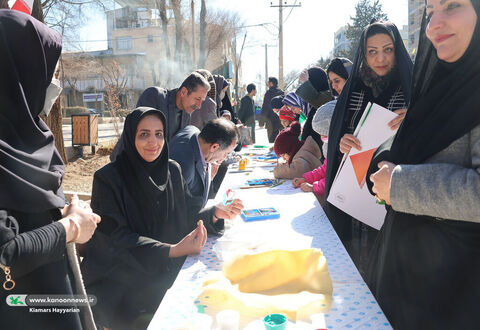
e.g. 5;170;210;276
191;0;196;68
270;0;301;90
235;32;247;103
265;43;268;86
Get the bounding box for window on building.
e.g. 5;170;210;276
116;36;132;50
148;35;153;43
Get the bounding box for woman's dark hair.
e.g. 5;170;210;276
365;22;396;45
199;118;239;150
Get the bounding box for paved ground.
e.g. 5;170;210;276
62;122;124;146
62;121;270;146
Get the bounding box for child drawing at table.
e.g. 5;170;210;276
273;121;323;179
292;101;335;197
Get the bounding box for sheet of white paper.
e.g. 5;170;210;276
327;103;399;230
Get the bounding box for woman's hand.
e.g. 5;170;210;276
370;161;396;205
169;220;207;258
300;182;314;192
60;195;101;244
388;108;407;131
215;199;244;220
299;69;309;83
292;177;306;188
339;134;362;154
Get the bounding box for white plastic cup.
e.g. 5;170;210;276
195;313;213;330
310;313;326;328
216;309;240;330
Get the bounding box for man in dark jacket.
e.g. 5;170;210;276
261;77;284;142
137;71;210;142
110;72;210;161
169;119;239;207
238;83;257;143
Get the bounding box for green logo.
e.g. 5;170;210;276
6;294;27;307
10;296;24;305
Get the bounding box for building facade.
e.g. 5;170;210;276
333;26;350;57
62;0;236;113
408;0;426;58
399;24;409;50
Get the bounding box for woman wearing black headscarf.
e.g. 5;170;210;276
296;67;333;149
323;21;413;271
213;74;228;116
0;10;100;330
81;108;235;329
367;1;480;328
326;57;353;97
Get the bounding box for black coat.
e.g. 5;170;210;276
81;160;223;328
0;10;92;330
0;210;84;330
238;95;255;126
261;86;284;120
169;126;210;206
323;22;413;242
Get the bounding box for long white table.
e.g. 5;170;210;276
148;148;391;330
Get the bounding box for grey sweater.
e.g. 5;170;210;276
390;124;480;222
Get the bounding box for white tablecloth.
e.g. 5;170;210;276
148;150;391;330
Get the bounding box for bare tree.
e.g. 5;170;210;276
30;0;69;162
283;69;300;92
27;0;111;162
0;1;8;9
198;0;207;68
171;0;185;73
204;9;239;62
155;0;172;86
101;61;129;137
61;54;100;108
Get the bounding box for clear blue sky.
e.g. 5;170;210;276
78;0;408;90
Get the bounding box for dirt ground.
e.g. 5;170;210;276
62;148;112;195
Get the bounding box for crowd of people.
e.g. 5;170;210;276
1;0;479;329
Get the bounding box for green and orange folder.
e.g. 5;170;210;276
326;102;399;230
350;147;377;188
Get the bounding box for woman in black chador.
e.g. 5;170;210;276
81;108;241;329
368;0;480;328
0;9;100;330
323;21;413;273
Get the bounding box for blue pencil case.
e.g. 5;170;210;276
241;208;280;221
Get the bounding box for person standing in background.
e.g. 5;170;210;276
238;83;257;143
261;77;284;142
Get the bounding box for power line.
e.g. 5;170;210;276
283;0;299;23
270;0;302;90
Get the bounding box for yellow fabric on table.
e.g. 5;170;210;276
223;249;332;295
197;249;332;322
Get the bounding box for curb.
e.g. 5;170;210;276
64;191;92;201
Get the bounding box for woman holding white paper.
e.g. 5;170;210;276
323;21;413;273
368;0;480;328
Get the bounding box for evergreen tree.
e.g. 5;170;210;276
316;57;332;70
345;0;388;60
